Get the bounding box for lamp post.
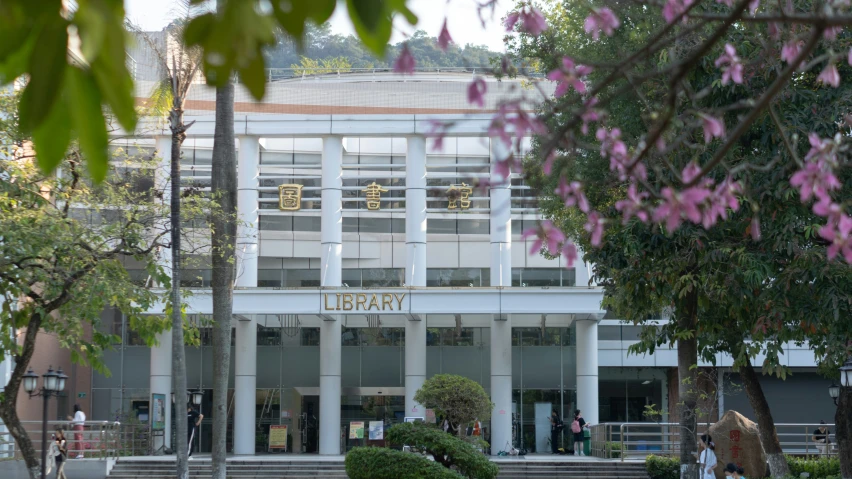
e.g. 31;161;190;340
840;357;852;389
22;366;67;479
829;382;840;406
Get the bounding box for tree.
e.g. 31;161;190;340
0;93;170;479
413;374;493;437
209;0;237;476
134;11;203;479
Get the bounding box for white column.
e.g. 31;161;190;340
490;317;513;455
150;136;173;452
233;319;257;455
405;136;427;417
320;136;343;455
489;138;511;287
236;136;260;288
575;320;599;426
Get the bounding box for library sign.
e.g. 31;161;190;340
323;292;407;312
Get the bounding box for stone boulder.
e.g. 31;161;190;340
708;411;766;479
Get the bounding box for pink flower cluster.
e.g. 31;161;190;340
468;77;487;108
662;0;694;23
393;45;416;74
714;44;744;85
547;57;593;97
649;163;742;233
504;6;548;36
584;7;620;40
488;101;548;150
555;177;590;213
521;220;581;267
596;127;647;181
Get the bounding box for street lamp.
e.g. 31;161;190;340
22;366;67;479
840;357;852;388
829;382;840;406
191;390;203;406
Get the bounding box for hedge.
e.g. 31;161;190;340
646;454;679;479
345;447;462;479
785;455;841;479
385;422;499;479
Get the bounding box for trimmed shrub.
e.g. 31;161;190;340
345;447;461;479
785;455;841;479
605;441;622;459
646;454;679;479
386;422;500;479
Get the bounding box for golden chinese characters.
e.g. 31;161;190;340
278;184;303;211
447;183;473;210
362;182;388;210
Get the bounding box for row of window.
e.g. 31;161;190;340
258;216;545;235
254;268;576;288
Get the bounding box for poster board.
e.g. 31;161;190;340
268;425;288;451
349;421;365;439
151;394;166;431
368;421;383;440
425;409;436;424
404;417;424;424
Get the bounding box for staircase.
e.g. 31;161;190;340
107;458;348;478
495;460;648;479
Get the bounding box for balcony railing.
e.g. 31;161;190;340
589;422;838;461
0;421;127;461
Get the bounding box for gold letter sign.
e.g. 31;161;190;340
324;293;406;311
279;184;303;211
362;182;388;210
447;183;473;210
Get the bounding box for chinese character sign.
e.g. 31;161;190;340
278;184;303;211
730;430;741;442
447;183;473;210
363;182;388;210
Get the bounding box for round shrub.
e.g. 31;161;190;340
386;422;499;479
345;446;462;479
646;454;679;479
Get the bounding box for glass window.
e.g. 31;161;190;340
257;325;281;346
458;218;489;235
259;215;292;231
283;269;320;287
180;269;211;287
359;218;391;234
301;328;320;346
194;149;213;166
293;216;321;232
426;269;483;287
511;270;521;287
362;268;403;287
342;269;362;288
294;153;320;165
358;328;403;346
343;217;359;232
258;270;282;287
521;269;561;287
427;219;456;234
563;269;576;287
391;218;406;234
260;151;293;164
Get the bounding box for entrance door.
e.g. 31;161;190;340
300;396;320;453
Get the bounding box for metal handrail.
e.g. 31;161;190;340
0;420;125;461
589;422;839;461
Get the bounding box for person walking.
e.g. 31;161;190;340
813;421;831;456
53;429;68;479
68;404;85;458
699;434;718;479
724;463;746;479
571;410;587;456
187;404;204;459
550;409;563;454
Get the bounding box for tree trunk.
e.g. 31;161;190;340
0;313;44;479
738;357;789;477
210;78;236;479
169;107;189;479
837;386;852;479
677;290;699;479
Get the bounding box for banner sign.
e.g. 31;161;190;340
349;421;365;439
151;394;166;431
269;425;288;450
368;421;383;440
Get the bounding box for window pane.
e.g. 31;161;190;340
563;268;577;287
257;325;281;346
359;218;391;234
293;216;321;232
343;217;359;232
427;219;456;234
342;270;362;288
258;270;282;287
391;219;406;234
362;269;403;287
458;218;489;235
261;151;292;164
301;328;320;346
259;215;292;231
511;270;521;287
283;269;320;287
521;269;560;287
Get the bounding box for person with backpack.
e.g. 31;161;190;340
571;409;587;456
550;409;564;454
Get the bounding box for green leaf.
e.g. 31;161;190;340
18;17;68;133
272;0;336;42
345;0;393;56
32;95;71;174
239;49;266;99
66;67;109;182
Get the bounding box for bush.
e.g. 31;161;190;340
605;441;622;459
386;422;499;479
414;375;493;433
345;447;461;479
646;454;679;479
785;455;841;479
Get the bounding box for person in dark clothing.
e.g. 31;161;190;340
186;405;203;459
571;409;587;456
550;409;564;454
813;420;831;456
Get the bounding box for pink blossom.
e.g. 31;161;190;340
750;217;762;241
817;63;840;88
781;40;803;64
467;77;487;108
584;7;620;40
848;47;852;66
426;120;448;151
547;57;593;97
703;178;742;228
714;43;744;85
813;198;842;222
790;161;841;203
543;151;557;175
487;117;512;149
555;177;590;213
824;27;843;41
653;186;712;233
393;45;416;74
768;23;780;40
615;183;650;224
522;220;566;255
562;242;579;267
804;133;839;165
701;114;726;143
821;214;852;262
663;0;694;24
681;162;703;183
584;211;605;246
505;7;548;36
438;20;453;51
493;159;512;182
580;98;602;134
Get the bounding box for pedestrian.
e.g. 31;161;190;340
472;418;482;437
813;420;831;456
571;409;587;456
187;404;204;460
550;409;564;454
724;463;746;479
67;404;85;458
53;429;68;479
699;434;717;479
